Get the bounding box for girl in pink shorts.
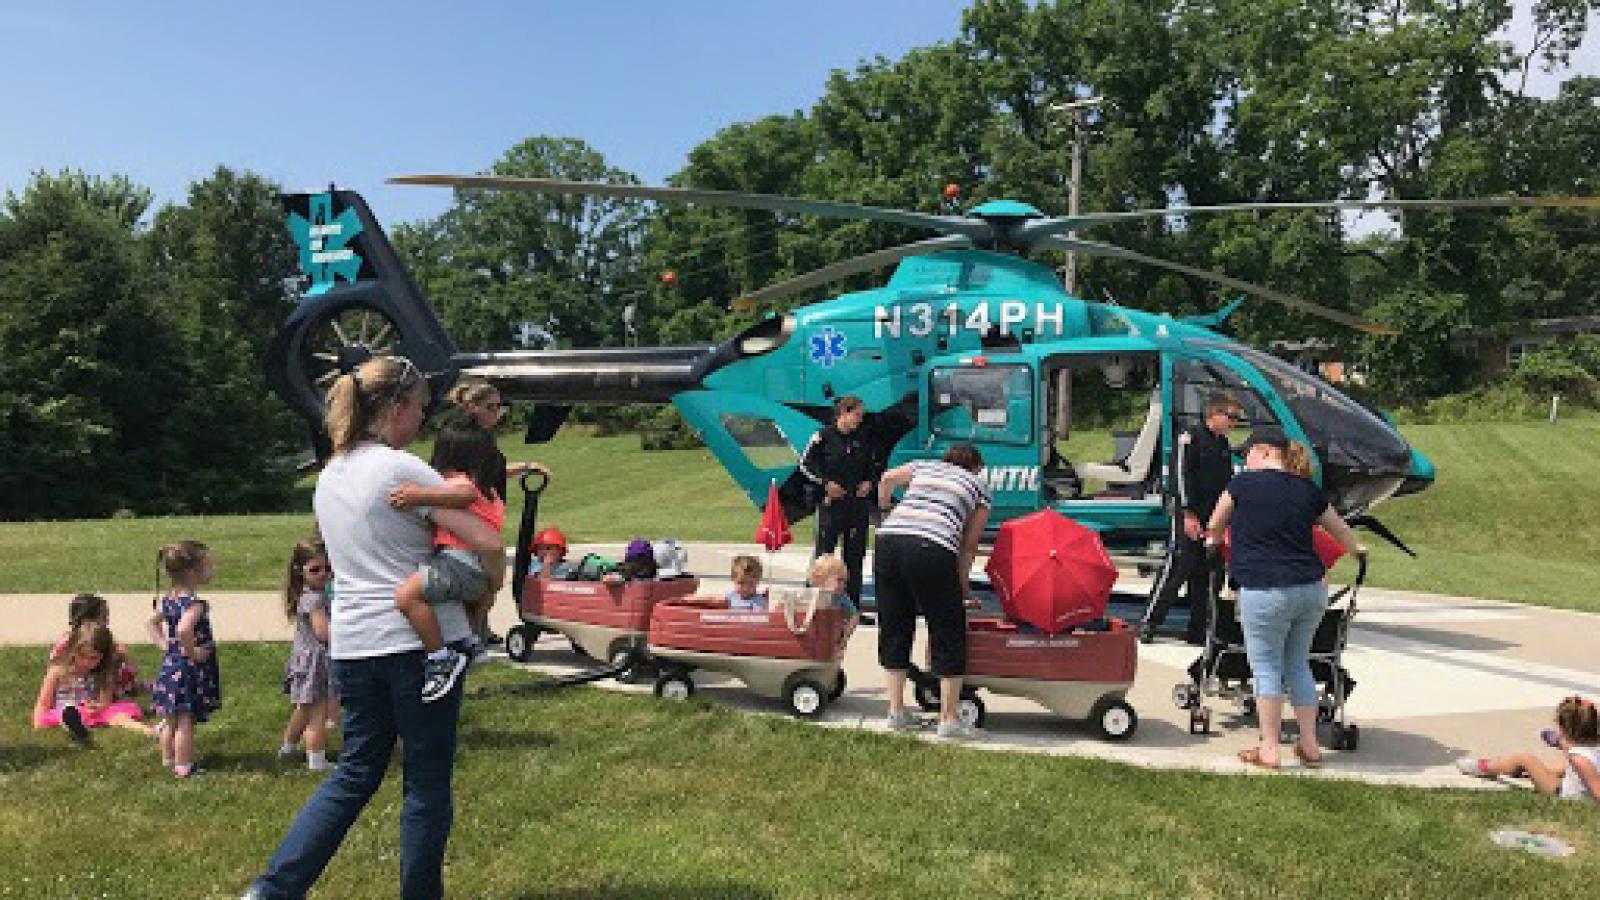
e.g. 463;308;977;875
32;621;150;741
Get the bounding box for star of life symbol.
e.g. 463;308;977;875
809;326;847;368
287;193;364;296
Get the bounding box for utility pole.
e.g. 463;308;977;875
1051;97;1103;297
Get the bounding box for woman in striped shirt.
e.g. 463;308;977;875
874;443;991;739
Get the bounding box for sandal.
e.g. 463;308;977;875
1237;746;1280;770
1294;745;1325;769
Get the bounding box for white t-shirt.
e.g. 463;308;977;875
314;442;472;659
1561;744;1600;801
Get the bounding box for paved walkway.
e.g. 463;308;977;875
6;542;1596;790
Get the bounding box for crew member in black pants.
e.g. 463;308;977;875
1143;392;1242;645
798;395;880;613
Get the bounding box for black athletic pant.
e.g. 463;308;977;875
1144;527;1218;642
814;496;870;607
874;534;967;677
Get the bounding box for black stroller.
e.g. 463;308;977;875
1172;555;1367;750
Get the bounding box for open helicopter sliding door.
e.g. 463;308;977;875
671;390;825;521
1037;341;1167;551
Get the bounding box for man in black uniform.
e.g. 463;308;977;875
1142;391;1242;644
799;395;879;613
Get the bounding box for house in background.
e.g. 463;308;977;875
1451;315;1600;376
1269;337;1358;385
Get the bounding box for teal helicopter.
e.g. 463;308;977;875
265;179;1596;556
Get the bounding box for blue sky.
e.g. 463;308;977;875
0;2;968;224
0;2;1591;230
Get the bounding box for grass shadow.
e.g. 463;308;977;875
0;743;66;773
198;749;285;772
512;883;774;900
457;727;558;752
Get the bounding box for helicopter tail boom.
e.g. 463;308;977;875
456;345;716;405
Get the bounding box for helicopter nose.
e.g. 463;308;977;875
1394;448;1436;498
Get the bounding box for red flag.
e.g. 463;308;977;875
757;480;792;552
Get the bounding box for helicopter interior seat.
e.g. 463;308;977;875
1076;392;1163;496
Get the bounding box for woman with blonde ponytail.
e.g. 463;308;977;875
1205;428;1365;772
249;356;507;900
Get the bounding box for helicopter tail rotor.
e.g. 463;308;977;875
267;190;459;460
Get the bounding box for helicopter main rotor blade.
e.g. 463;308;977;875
732;235;973;310
1034;234;1395;335
1017;195;1600;244
389;174;995;243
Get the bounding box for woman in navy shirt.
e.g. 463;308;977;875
1206;429;1364;770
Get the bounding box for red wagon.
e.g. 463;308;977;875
505;575;699;677
910;616;1140;740
647;588;854;717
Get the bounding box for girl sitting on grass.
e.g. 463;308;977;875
278;537;335;772
148;541;222;778
32;621;151;742
1457;695;1600;802
51;593;140;700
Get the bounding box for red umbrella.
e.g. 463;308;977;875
986;509;1118;634
756;480;792;552
1219;526;1345;570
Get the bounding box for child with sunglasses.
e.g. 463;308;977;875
278;537;336;771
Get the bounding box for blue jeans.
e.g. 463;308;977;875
1238;582;1327;707
250;649;464;900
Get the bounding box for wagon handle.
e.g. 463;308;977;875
780;587;822;635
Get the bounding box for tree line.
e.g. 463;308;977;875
1;0;1596;519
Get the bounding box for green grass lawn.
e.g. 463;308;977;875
2;644;1597;899
0;420;1595;613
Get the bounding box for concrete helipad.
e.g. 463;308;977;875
5;542;1595;790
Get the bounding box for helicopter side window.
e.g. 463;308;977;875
718;414;799;469
929;365;1032;446
1171;357;1280;448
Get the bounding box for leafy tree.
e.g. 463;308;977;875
144;166;304;512
397;138;647;350
0;172;183;518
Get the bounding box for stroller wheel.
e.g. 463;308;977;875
1332;723;1360;751
1172;683;1198;710
829;670;848;702
504;625;537;663
1189;706;1212;736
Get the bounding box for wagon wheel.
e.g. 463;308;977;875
301;305;403;403
504;625;538;663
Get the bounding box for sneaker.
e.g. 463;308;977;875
277;744;301;762
936;719;979;740
885;709;924;732
421;648;468;703
468;639;491;666
1456;757;1490;778
173;764;203;778
61;706;92;744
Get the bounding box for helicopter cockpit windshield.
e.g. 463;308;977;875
1199;341;1413;515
